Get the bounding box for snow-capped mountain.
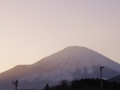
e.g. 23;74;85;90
20;46;120;82
0;46;120;90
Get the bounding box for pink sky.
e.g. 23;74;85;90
0;0;120;73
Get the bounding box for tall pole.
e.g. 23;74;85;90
100;66;104;90
12;80;18;90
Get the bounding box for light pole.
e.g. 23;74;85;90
100;66;104;90
12;80;19;90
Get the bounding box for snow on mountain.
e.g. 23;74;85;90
17;46;120;82
34;46;120;70
0;46;120;90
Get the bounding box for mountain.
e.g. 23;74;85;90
0;46;120;90
109;75;120;82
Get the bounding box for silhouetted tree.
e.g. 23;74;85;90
60;80;68;90
44;84;50;90
43;79;120;90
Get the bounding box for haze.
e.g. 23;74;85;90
0;0;120;73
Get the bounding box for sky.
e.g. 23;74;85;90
0;0;120;73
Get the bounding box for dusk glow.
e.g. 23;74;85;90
0;0;120;73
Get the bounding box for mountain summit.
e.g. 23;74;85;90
0;46;120;90
30;46;120;81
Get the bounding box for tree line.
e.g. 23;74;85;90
43;78;120;90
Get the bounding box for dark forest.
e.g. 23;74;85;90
43;79;120;90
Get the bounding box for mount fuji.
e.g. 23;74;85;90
0;46;120;90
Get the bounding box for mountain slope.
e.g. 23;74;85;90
109;75;120;82
0;46;120;89
5;46;120;81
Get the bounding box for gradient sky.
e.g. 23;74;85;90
0;0;120;73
